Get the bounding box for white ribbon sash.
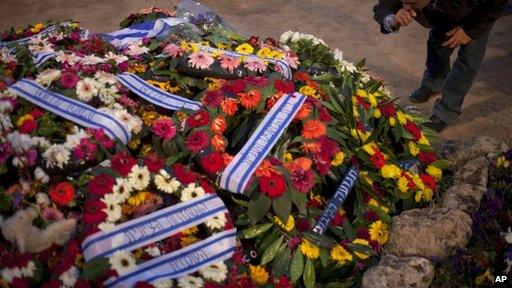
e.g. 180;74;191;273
104;17;188;49
33;51;59;67
220;93;306;193
8;79;131;144
0;25;56;48
81;194;227;261
117;72;202;111
104;229;237;287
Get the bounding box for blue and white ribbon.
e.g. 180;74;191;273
312;166;360;234
32;51;58;67
0;25;56;49
8;79;131;144
398;159;419;172
117;72;202;111
104;17;188;49
104;229;237;287
81;194;227;261
220;93;306;194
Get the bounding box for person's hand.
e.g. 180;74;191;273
392;5;417;27
443;26;472;48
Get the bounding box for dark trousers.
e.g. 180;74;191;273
421;25;491;123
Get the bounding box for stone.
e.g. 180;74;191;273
451;136;509;167
361;254;434;288
386;208;472;259
441;183;486;214
454;157;488;187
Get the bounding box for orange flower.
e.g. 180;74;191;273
255;160;276;177
301;142;322;153
295;103;312;120
266;92;283;110
223;153;234;166
284;157;312;173
211;116;227;134
211;134;227;152
221;98;239;116
238;89;261;109
301;119;327;139
294;71;311;82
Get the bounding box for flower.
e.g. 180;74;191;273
199;262;228;283
380;164;401;179
177;276;204;288
404;121;422;142
152;117;176;141
274;216;295;232
352;238;371;260
41;206;64;221
83;199;107;224
331;151;346;166
370;150;386;169
199;152;226;175
59;266;79;288
180;183;205;202
218;54;239;72
220;98;238;116
163;43;184;58
426;165;442;180
302;119;327;139
330;245;353;264
186;110;210;128
143;153;165;173
109;250;136;275
154;279;174;288
188;51;214;70
76;78;98;102
88;174;115;197
98;222;116;232
238;89;261;109
397;177;409;193
205;213;227;230
60;72;79;89
259;171;287;198
185;130;209;153
36;69;61;85
101;193;122;222
291;169;315;193
300;239;320;259
210;116;227;134
418;152;437;164
249;265;269;285
154;169;181;194
173;163;197;184
49;182;75;206
235;43;254;54
408;141;420;156
43;144;70;169
127;165;151;190
369;220;389;244
111;151;137;176
72;138;97;160
244;58;267;73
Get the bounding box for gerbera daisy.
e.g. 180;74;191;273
199;152;225;175
177;276;204;288
111;151;137;176
185;130;209;153
218;54;239;72
238;89;261;109
301;119;327;139
98;222;116;232
291;169;315;193
48;181;75;206
235;43;254;54
60;72;79;89
244;58;267;73
109;250;136;275
101;193;122;222
88;173;116;197
41;206;64;221
199;262;228;283
186;110;210;128
211;134;227;152
180;183;205;202
173;163;197;184
154;169;181;194
220;98;238;116
127;165;151;190
162;43;184;58
83;199;107;224
259;171;286;198
188;51;214;70
210;116;227;134
143;153;165;173
205;213;227;230
76;78;98;102
152;117;176;141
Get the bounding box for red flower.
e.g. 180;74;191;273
264;37;277;47
49;253;74;274
380;103;396;117
83;199;107;224
370;150;386;169
186;110;210;128
30;108;44;119
72;138;97;160
185;130;209;153
49;182;75;206
199;178;216;194
173;163;197;184
418;151;437;164
245;76;268;87
202;90;224;107
314;154;331;175
19;118;37;134
134;282;155;288
291;169;315;193
88;174;115;197
248;35;259;46
319;106;333;122
42;280;60;288
319;136;339;158
205;283;222;288
277;276;293;288
356;227;371;241
274;79;295;94
259;171;286;198
295;218;311;232
420;174;437;190
356;96;370;110
199;152;226;175
12;277;30;288
404;121;422;141
331;212;346;226
294;71;311;82
143;153;164;173
365;210;379;222
110;151;136;176
223;79;247;94
60;72;79;89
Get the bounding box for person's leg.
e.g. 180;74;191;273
432;27;492;124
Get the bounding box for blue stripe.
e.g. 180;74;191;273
107;232;236;287
82;194;216;250
116;76;184;110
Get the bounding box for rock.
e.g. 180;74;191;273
454;157;488;187
441;184;486;214
451;136;509;167
386;208;472;259
361;254;434;288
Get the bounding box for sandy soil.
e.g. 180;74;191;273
1;0;511;145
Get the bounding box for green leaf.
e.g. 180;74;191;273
342;219;356;241
303;258;316;288
290;190;307;215
0;164;7;174
373;205;392;224
303;231;337;248
261;235;284;265
241;223;274;239
248;193;271;225
272;194;292;223
325;280;356;288
80;257;110;281
430;159;452;170
290;249;304;283
272;247;291;277
320;248;330;267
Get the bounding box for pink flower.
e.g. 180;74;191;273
90;128;114;149
72;138;97;160
284;51;299;69
218;55;239;72
185;130;209;153
41;206;64;221
60;72;79;88
291;169;315;193
152;117;176;141
118;94;138;108
244;58;267;73
188;51;214;70
163;43;184;58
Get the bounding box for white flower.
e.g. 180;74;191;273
35;69;61;86
177;276;204;288
128;165;151;190
279;30;294;43
64;129;88;150
32;136;51;149
12;156;27;168
35;192;51;205
205;213;227;230
104;51;128;64
102;193;122;222
0;47;16;62
333;48;344;63
94;71;117;85
43;144;70;169
180;183;205;202
98;86;119;105
199;261;228;283
0;267;21;283
80;54;105;65
125;42;150;56
290;31;302;42
76;78;99;102
55;52;79;65
59;266;79;288
112;178;133;202
154;279;174;288
114;109;143;134
502;227;512;244
20;261;36;278
154;169;181;194
98;221;116;232
109;250;136;275
145;246;161;257
0;99;14;114
29;42;53;53
6;131;34;153
0;114;13;132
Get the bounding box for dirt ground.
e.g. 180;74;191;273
1;0;511;145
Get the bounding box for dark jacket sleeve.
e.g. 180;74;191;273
373;0;403;34
462;0;508;39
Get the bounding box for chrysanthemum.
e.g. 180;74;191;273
369;220;389;245
291;169;315;193
76;78;98;102
330;245;353;264
180;183;205;202
205;213;227;230
177;276;204;288
35;69;61;85
59;266;79;288
244;58;267;73
301;119;327;139
43;144;70;169
88;173;116;197
188;51;214;70
238;89;261;109
352;238;371;260
154;169;181;194
109;250;136;275
220;98;238;116
299;239;320;259
218;54;239;72
152;117;177;141
249;265;269;285
199;261;228;283
127;165;151;190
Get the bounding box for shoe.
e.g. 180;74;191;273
409;86;438;103
425;114;449;132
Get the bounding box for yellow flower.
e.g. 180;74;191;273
16;114;34;127
331;151;346;166
352;238;371;260
373;108;382;118
210;50;224;58
127;191;151;206
497;156;511;168
207;79;223;91
283;152;293;163
369;220;389;244
362;142;376;155
415;187;433;202
270;50;284;59
274;216;295;232
128;64;146;73
165;83;181;93
380;164;401;179
475;268;494;286
330;245;353;264
216;43;230;49
235;43;254;54
256;47;273;58
368;198;389;213
299;85;320;99
356;89;368;98
418;134;430;146
249;265;269;285
181;236;200;247
300;239;320;259
397;176;409;193
426;165;442;180
361;171;374;185
182;226;199;235
367;94;377;107
396;111;407;125
389;117;396;126
407;141;419;156
141;111;158;126
128;138;141;150
30;23;45;33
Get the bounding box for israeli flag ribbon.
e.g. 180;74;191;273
81;194;227;261
398;159;419;172
0;25;56;48
117;72;202;111
312;165;360;234
220;92;306;194
8;79;131;144
199;44;293;80
32;51;58;67
104;17;188;49
104;229;237;287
